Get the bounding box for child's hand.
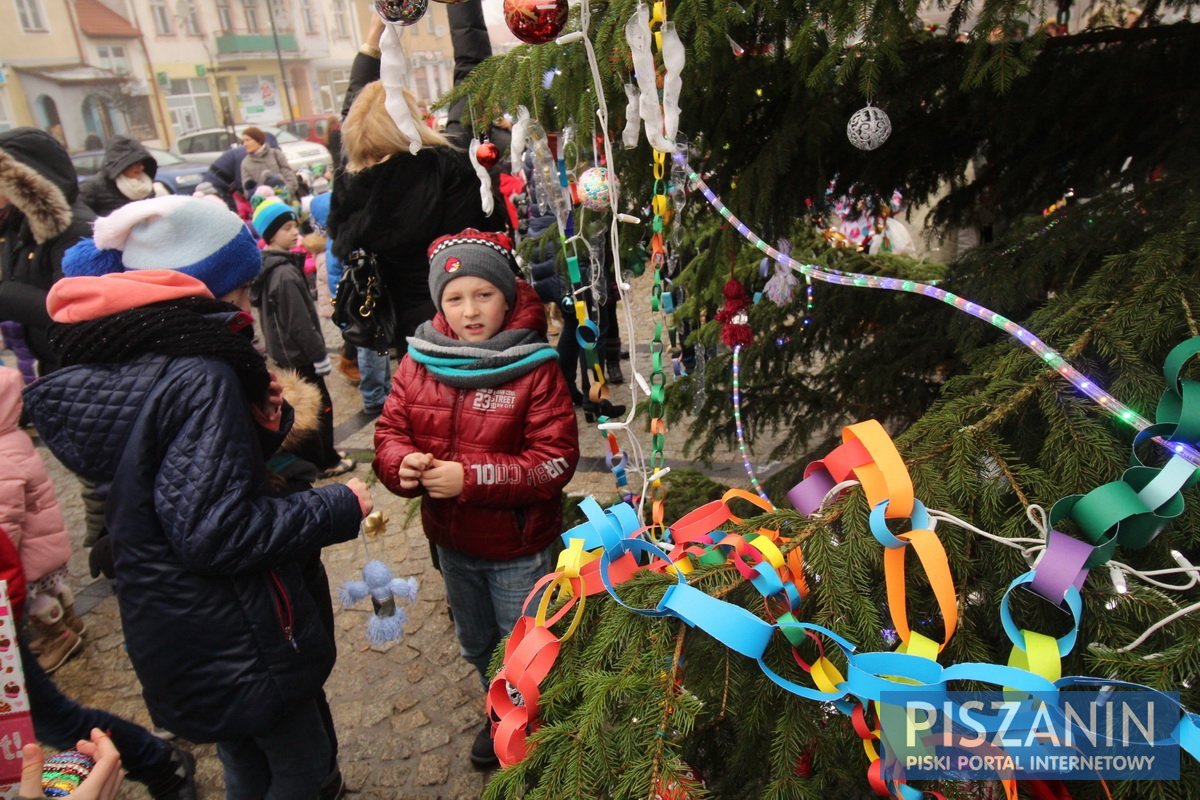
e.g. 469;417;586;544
346;478;374;517
251;372;284;431
421;459;464;499
398;452;434;490
22;729;125;800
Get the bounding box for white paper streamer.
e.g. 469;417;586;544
468;140;495;217
510;105;531;176
380;22;424;154
625;6;674;152
622;84;641;148
660;21;685;144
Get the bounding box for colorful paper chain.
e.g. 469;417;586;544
491;388;1200;797
675;154;1200;469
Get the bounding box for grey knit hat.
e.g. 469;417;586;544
427;228;517;312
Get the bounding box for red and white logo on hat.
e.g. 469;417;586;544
445;257;462;273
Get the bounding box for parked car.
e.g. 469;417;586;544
71;147;209;195
171;126;332;175
281;116;337;146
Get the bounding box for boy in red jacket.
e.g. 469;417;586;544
374;229;580;769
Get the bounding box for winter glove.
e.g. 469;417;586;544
314;356;333;376
89;533;115;580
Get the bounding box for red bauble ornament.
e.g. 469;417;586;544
476;141;499;169
652;765;706;800
794;749;814;778
503;0;568;44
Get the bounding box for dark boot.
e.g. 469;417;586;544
604;359;625;385
139;745;197;800
470;720;499;770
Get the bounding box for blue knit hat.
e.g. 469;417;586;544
62;195;261;298
252;198;296;245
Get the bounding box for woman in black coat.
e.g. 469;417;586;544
327;79;504;355
0;128;94;375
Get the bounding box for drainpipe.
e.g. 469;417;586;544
125;2;174;147
62;0;86;62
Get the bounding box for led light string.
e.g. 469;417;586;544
677;155;1200;469
732;345;771;502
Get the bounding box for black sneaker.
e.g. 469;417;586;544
470;721;499;770
143;745;197;800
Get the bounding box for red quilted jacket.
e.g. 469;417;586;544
374;281;580;560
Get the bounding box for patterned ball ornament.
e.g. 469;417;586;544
42;750;95;797
846;104;892;150
374;0;427;25
577;167;615;211
503;0;568;44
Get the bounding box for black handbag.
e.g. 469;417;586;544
332;249;397;353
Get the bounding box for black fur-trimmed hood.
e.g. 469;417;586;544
0;129;75;244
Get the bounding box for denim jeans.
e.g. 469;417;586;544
356;346;391;412
216;696;331;800
436;543;557;686
20;638;173;783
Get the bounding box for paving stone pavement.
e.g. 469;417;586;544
9;277;788;799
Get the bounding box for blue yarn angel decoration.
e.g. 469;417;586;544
339;512;419;645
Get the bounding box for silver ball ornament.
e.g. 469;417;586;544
846;104;892;151
375;0;427;25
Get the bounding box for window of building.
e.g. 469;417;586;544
300;0;315;33
268;0;290;31
150;0;172;34
318;67;350;113
125;95;156;139
243;0;260;32
14;0;47;32
182;1;201;34
0;88;11;133
332;0;348;37
96;44;130;75
166;78;217;136
216;0;231;31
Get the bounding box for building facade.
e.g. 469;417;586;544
1;0;475;151
0;0;160;149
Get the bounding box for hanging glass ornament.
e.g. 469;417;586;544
577;167;615;212
503;0;568;44
475;139;499;169
374;0;427;24
846;104;892;150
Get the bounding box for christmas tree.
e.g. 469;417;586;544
452;1;1200;797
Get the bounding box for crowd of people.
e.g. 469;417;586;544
0;9;631;798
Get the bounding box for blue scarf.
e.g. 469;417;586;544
407;322;557;389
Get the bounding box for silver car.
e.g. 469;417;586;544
171;125;332;174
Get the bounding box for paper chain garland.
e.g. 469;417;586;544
491;403;1200;797
492;153;1200;793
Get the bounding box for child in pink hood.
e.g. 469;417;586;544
0;366;80;673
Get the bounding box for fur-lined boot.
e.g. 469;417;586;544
29;601;82;674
